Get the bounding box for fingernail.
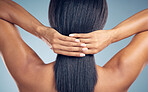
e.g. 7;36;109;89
82;48;88;51
81;43;86;47
69;34;75;37
75;39;80;42
80;53;85;57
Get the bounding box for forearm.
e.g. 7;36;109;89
0;0;45;38
110;9;148;43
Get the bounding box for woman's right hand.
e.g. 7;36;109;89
39;26;87;57
69;29;114;54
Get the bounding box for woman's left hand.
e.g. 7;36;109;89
39;26;87;57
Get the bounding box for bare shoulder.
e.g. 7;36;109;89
101;31;148;91
94;65;126;92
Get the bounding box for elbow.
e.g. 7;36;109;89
0;0;14;20
140;8;148;31
143;8;148;29
146;9;148;27
0;2;7;19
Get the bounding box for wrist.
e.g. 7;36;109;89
36;25;56;41
36;25;48;38
108;28;119;43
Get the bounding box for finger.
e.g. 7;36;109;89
52;44;84;52
69;33;91;38
54;50;85;57
82;49;98;54
58;39;86;47
79;38;92;43
85;43;98;49
59;35;80;42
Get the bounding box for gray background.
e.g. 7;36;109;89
0;0;148;92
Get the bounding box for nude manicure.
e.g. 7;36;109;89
80;53;85;57
81;43;86;47
82;48;88;51
69;34;75;37
75;39;80;42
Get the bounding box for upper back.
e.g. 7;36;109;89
35;62;128;92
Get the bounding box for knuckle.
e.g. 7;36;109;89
50;39;54;44
84;40;88;43
53;49;57;53
78;43;81;46
64;37;69;40
93;35;97;39
84;51;89;54
68;53;74;56
85;34;89;37
71;47;77;51
84;34;87;37
89;33;93;37
76;47;80;51
65;52;73;56
62;41;67;45
93;39;98;42
75;44;79;47
80;39;84;43
73;47;77;51
70;38;75;41
65;42;69;45
74;43;78;46
81;34;84;37
72;38;75;41
67;47;71;51
94;44;99;49
80;47;83;51
76;34;79;37
52;44;57;49
64;37;67;40
94;49;98;54
53;33;57;38
73;47;78;51
53;34;56;37
52;39;57;43
70;42;75;46
75;53;80;57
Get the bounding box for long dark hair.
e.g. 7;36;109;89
48;0;108;92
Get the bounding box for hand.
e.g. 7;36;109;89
39;26;87;57
69;30;113;54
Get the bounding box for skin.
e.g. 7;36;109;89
0;0;148;92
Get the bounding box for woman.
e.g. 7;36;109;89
0;0;148;92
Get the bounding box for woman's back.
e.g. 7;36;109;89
28;30;148;92
0;0;148;92
20;33;148;92
44;63;126;92
18;61;128;92
19;62;122;92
